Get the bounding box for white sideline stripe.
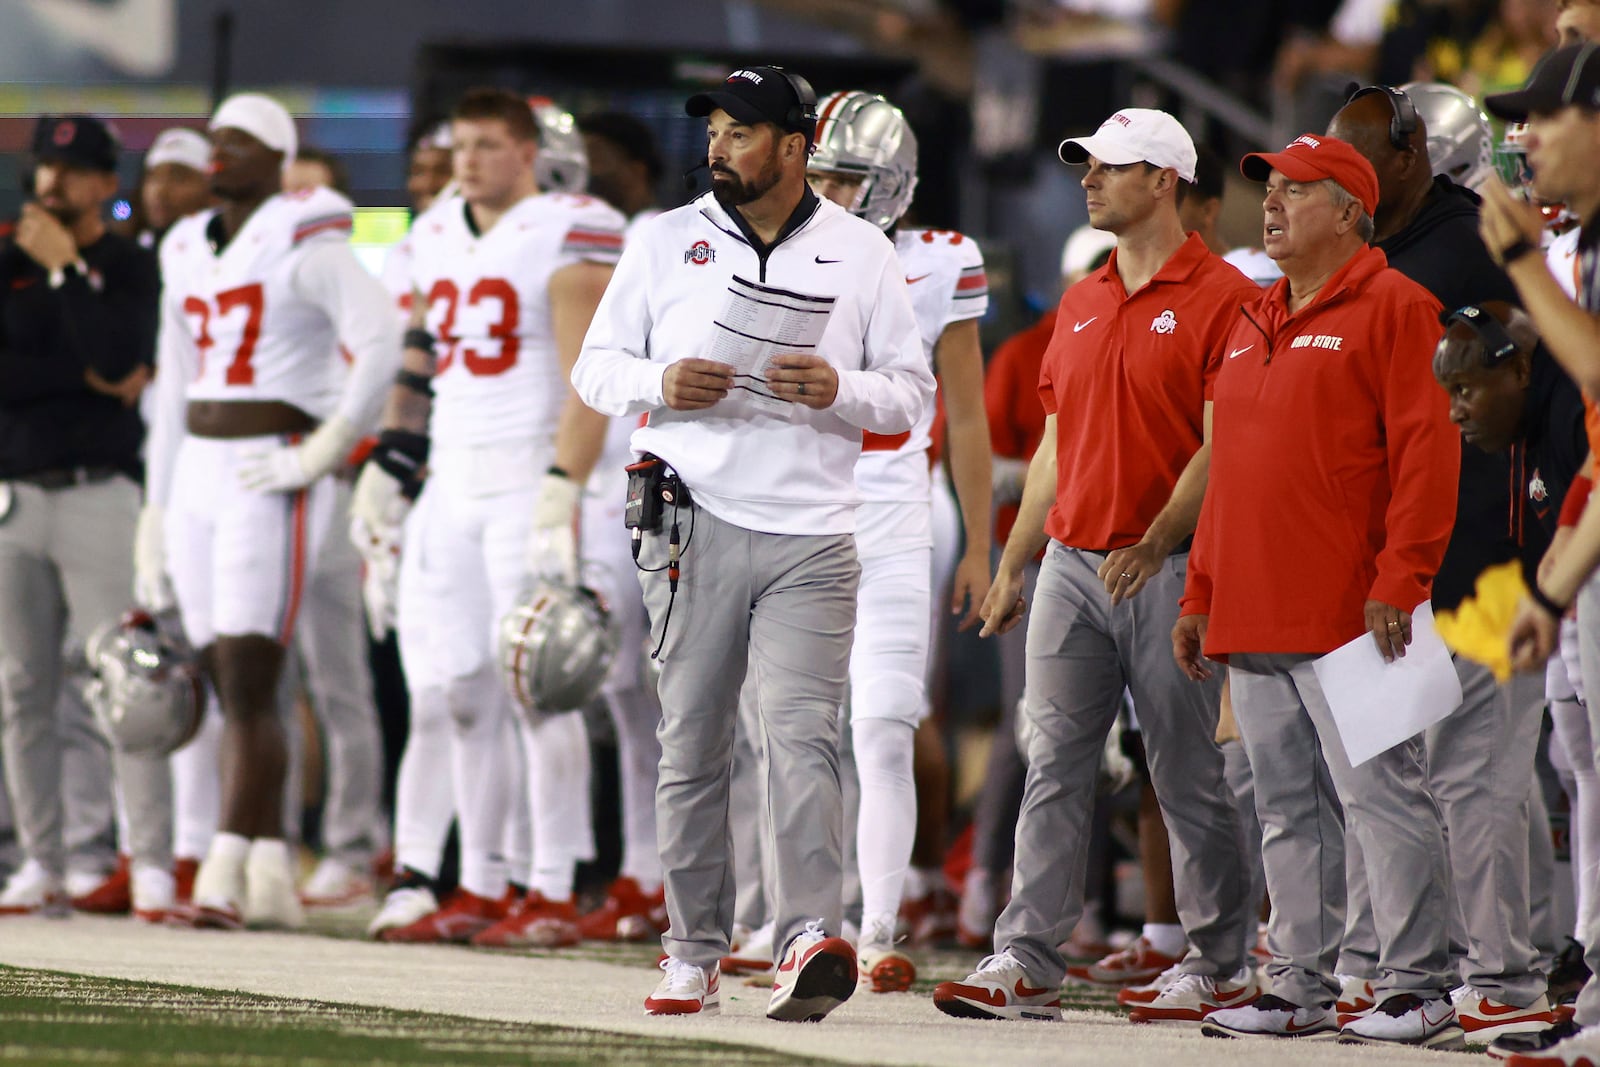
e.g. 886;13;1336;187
0;917;1446;1065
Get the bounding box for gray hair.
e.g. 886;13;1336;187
1321;179;1375;243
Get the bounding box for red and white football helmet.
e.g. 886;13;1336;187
84;610;205;757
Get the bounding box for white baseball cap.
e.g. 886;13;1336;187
144;128;211;173
1058;108;1197;183
209;92;298;162
1060;223;1118;279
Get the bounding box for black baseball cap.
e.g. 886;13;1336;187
1485;43;1600;122
32;114;120;172
685;66;812;137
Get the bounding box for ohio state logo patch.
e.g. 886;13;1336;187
684;240;716;266
53;121;77;146
1150;309;1177;334
1530;472;1548;503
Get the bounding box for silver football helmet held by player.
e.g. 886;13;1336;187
809;90;919;232
1400;82;1494;192
84;611;204;757
499;580;618;720
530;98;589;195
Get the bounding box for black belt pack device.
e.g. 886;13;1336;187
626;455;686;533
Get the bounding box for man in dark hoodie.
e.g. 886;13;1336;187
1328;85;1555;1042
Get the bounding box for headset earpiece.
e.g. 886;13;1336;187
1444;304;1520;367
769;67;818;147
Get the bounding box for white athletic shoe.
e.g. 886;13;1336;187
932;949;1063;1022
299;857;375;909
645;958;720;1016
242;840;304;930
367;885;438;938
188;849;247;930
1335;974;1377;1025
1201;993;1339;1039
1128;969;1261;1024
768;920;858;1022
721;918;776;974
1455;989;1554;1043
130;864;175;923
1118;964;1185;1007
1337;992;1464;1049
64;867;110;899
857;914;915;993
0;860;68;917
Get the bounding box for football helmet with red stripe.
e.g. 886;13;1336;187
498;580;618;720
808;90;918;232
85;610;205;757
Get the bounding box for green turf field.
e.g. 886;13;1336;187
0;964;839;1066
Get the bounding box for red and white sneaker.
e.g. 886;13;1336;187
1064;936;1185;987
1457;990;1555;1043
131;864;176;924
378;888;506;943
645;958;719;1016
1201;993;1338;1039
577;876;664;942
1337;992;1464;1049
932;949;1063;1022
173;857;198;905
471;891;582;948
1336;976;1377;1026
0;860;69;917
858;916;916;993
1503;1025;1600;1065
721;919;775;975
185;849;246;930
1118;965;1183;1007
367;885;437;938
1128;969;1261;1024
72;855;131;914
900;887;958;946
767;920;858;1022
299;857;375;909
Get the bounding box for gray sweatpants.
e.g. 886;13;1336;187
0;477;170;877
1231;652;1453;1007
293;480;384;866
1422;659;1544;1005
640;503;859;971
994;543;1248;986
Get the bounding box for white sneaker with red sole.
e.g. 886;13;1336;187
1118;964;1183;1007
721;919;775;975
1457;989;1555;1043
645;958;719;1016
1337;992;1464;1049
767;920;857;1022
857;914;915;993
0;860;69;918
131;865;175;924
1336;975;1377;1026
1064;936;1186;987
932;949;1063;1022
1128;969;1261;1024
299;857;375;909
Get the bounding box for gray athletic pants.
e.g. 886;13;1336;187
640;503;859;971
0;477;170;878
1221;738;1267;926
994;543;1248;986
971;558;1039;876
293;479;384;866
1231;652;1453;1007
1571;573;1600;1026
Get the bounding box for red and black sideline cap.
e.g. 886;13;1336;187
32;115;120;172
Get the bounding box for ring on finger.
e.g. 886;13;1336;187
1119;571;1133;580
797;381;807;396
1386;621;1401;630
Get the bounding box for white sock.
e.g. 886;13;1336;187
1142;922;1187;958
853;718;917;921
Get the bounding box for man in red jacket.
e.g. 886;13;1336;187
1173;134;1462;1047
932;108;1258;1024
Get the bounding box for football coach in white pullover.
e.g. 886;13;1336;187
572;65;933;1022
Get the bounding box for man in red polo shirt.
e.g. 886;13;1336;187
1174;134;1461;1047
932;108;1258;1023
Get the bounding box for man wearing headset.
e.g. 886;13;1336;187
572;65;933;1021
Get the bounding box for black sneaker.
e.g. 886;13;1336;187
1487;1018;1582;1061
1550;938;1592;1005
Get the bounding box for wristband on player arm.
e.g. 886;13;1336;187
371;429;430;500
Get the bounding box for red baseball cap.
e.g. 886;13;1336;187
1240;133;1380;216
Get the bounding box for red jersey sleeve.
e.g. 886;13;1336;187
986;336;1024;458
1369;293;1459;611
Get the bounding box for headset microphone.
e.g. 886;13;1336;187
682;159;709;193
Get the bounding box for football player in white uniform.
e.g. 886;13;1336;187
352;88;622;946
136;93;400;929
805;90;992;991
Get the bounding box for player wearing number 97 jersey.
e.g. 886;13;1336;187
352;88;623;947
137;93;401;931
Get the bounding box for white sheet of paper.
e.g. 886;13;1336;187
705;275;836;416
1310;602;1463;766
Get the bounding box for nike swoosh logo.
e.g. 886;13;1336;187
1073;317;1097;332
1285;1018;1327;1033
906;274;931;284
1215;985;1254;1004
1475;1000;1530;1017
1228;346;1254;359
1014;977;1053;998
778;954;798;972
815;256;841;264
